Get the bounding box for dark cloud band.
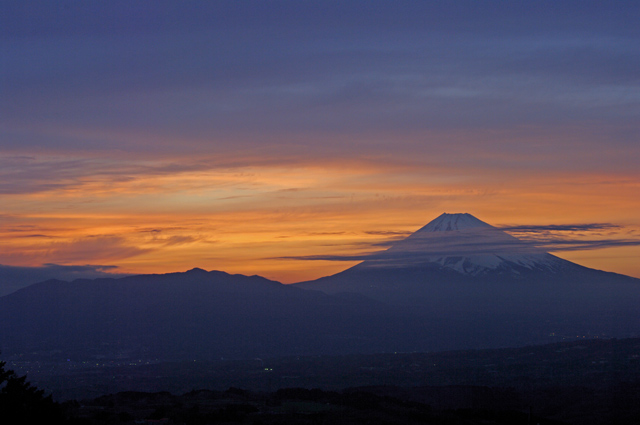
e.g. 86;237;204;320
499;223;621;232
274;231;640;262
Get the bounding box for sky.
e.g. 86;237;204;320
1;1;639;285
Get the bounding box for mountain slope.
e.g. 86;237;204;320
297;212;639;295
296;213;640;339
351;212;571;275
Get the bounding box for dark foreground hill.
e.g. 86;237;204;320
70;387;568;425
14;337;640;424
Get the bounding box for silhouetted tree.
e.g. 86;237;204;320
0;357;65;424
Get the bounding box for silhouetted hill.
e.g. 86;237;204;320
2;214;639;363
1;268;451;360
43;338;640;424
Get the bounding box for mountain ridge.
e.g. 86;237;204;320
1;213;638;362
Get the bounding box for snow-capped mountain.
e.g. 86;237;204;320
357;212;568;276
295;213;640;313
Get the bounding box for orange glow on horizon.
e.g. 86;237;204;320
1;156;639;282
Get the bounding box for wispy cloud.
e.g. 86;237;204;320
44;236;151;264
364;230;413;236
154;235;201;247
520;238;640;252
12;234;60;239
499;223;621;233
274;225;640;263
0;155;221;195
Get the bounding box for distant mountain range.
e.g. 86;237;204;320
1;213;638;361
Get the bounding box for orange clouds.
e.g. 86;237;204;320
1;152;639;282
2;2;639;285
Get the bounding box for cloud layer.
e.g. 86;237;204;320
1;2;639;281
275;224;640;263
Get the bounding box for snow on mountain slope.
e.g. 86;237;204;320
415;212;492;232
356;213;567;276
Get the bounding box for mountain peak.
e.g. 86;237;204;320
359;213;564;276
416;213;492;233
185;267;209;274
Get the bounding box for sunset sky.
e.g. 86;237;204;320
1;1;639;284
